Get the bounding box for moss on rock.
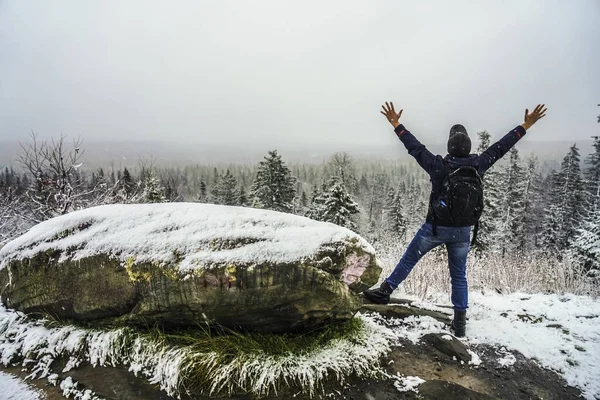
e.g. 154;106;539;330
0;211;381;333
0;241;378;333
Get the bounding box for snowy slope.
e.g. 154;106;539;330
0;203;373;272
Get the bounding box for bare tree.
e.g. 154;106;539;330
0;186;28;246
17;132;114;221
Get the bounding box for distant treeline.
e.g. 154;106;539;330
1;131;600;276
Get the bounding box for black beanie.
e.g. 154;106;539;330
447;124;471;157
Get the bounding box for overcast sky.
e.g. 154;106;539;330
1;0;599;151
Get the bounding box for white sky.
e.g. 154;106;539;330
1;0;599;150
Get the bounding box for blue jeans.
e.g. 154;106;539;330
386;223;471;311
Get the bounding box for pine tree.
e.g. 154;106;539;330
212;170;240;206
239;186;248;206
113;167;138;203
385;190;407;240
582;136;600;214
312;178;360;231
109;170;116;187
250;150;297;213
497;148;526;255
212;167;220;186
569;114;600;269
121;168;135;196
309;184;319;204
366;173;390;228
300;190;308;208
305;183;328;221
474;131;503;252
142;171;166;203
195;180;207;202
357;174;369;196
521;156;545;252
540;144;585;255
569;206;600;272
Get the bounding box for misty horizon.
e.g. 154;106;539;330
1;0;599;150
0;135;590;170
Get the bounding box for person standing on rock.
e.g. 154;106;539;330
364;102;547;337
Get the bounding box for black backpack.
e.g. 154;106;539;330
432;164;484;243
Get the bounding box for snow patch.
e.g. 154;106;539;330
372;313;447;344
394;374;426;393
467;349;481;366
497;352;517;368
47;373;59;386
59;376;101;400
0;371;45;399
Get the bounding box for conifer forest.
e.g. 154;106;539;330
2;127;599;297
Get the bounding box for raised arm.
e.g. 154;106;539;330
478;104;547;173
381;102;436;173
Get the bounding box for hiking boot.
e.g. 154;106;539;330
451;310;467;337
363;281;394;304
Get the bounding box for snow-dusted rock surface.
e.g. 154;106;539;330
0;203;381;332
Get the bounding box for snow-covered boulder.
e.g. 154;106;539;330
0;203;380;332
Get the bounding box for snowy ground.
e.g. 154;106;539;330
468;291;600;400
0;371;45;400
1;291;599;399
0;304;394;399
385;290;600;400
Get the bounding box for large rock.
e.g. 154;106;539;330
0;203;381;333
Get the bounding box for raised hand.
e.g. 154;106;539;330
380;102;403;129
522;104;547;131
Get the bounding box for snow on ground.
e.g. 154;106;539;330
381;290;600;400
59;376;101;400
496;349;517;368
374;313;447;345
468;291;600;400
0;203;374;273
467;349;481;366
0;305;395;398
393;374;425;393
1;283;598;398
0;371;45;400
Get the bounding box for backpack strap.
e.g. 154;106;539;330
432;160;451;237
471;221;479;246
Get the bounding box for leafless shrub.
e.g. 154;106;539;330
17;132;117;222
374;240;599;300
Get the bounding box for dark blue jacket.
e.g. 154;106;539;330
395;124;526;226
